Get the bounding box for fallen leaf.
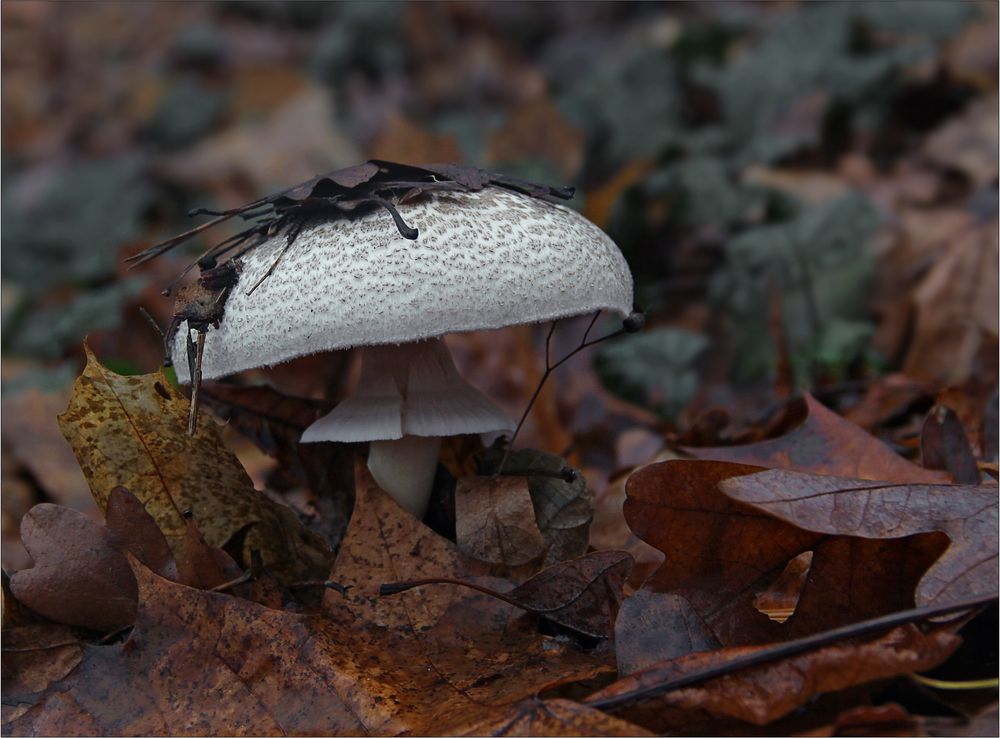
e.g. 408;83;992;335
485;96;585;180
368;112;463;165
923;94;999;188
382;550;633;640
479;447;594;566
903;216;999;385
10;504;139;632
0;388;94;515
455;476;547;567
1;623;83;726
614;590;720;674
625;460;949;645
585;624;961;729
57;347;332;583
683;394;950;483
719;469;999;607
803;702;921;737
329;463;611;699
458;698;653;736
921;404;981;484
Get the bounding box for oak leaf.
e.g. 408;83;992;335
57;347;332;583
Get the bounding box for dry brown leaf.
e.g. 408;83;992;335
903;217;999;385
57;347;332;583
683;394;950;483
368;112;463;165
328;462;612;705
485;96;585;179
614;590;720;675
923;94;999;188
10;504;139;632
719;469;999;608
585;624;961;729
455;475;547;567
1;388;94;514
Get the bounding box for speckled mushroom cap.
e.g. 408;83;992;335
173;187;633;381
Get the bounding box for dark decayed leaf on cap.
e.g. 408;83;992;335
719;469;999;608
921;404;982;484
683;393;951;483
57;347;333;583
381;550;633;640
478;446;593;566
455;475;547;568
583;624;962;732
624;460;950;646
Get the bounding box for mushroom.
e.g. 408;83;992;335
172;185;633;517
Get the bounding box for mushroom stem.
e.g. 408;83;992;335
367;436;442;518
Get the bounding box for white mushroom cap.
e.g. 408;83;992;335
173;187;632;381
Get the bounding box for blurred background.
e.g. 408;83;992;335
2;1;997;567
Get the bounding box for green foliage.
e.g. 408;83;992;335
709;193;879;384
1;157;151;294
594;328;709;421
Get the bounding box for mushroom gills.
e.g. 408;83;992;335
301;338;514;517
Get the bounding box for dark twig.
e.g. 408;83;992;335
585;592;998;712
287;580;351;597
495;310;644;475
209;569;255;593
139;306;165;339
187;331;205;435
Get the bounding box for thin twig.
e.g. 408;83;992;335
187;331;205;436
585;592;998;711
495;310;640;475
209;570;255;593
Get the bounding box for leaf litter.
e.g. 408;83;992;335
3;3;998;736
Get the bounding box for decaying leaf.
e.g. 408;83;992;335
382;550;634;640
480;447;594;566
1;623;83;727
719;469;999;607
625;460;948;645
614;590;720;674
57;347;332;583
585;624;962;730
10;503;139;632
683;393;950;483
458;698;652;737
330;464;613;687
455;475;547;567
921;404;981;484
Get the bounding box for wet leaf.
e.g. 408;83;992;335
57;347;332;583
719;469;999;607
921;404;981;484
614;590;720;675
684;394;950;483
10;504;139;632
459;698;653;736
480;447;593;566
381;550;633;640
625;460;948;645
455;476;547;567
585;624;961;730
329;462;611;701
1;624;83;727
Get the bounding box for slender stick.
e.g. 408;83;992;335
585;592;998;711
187;331;205;436
496;311;636;475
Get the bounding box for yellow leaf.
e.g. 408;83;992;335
57;346;331;582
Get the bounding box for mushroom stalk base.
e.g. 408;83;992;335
368;436;442;518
